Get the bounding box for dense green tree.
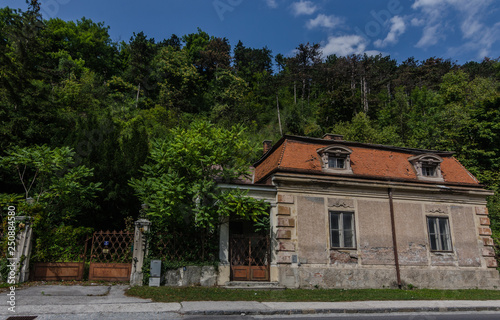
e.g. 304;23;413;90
198;36;231;80
123;31;157;97
234;41;273;81
181;27;210;69
43;17;118;77
155;46;202;113
0;145;102;224
158;34;181;50
129;120;266;230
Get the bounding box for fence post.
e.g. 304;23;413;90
13;216;33;283
130;218;151;286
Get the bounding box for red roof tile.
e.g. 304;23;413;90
254;136;479;186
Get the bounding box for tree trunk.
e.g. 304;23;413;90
362;76;369;114
276;93;283;136
294;81;297;105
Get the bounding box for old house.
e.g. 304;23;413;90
218;134;499;289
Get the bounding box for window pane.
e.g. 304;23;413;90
440;234;450;251
337;158;345;169
443;234;451;251
429;235;438;250
343;213;353;231
331;230;340;247
438;218;448;235
331;213;340;229
328;157;336;168
427;218;437;250
344;230;354;248
438;218;451;251
428;218;435;234
422;165;436;176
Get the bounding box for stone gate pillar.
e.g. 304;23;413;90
130;219;151;286
217;220;230;285
14;216;33;283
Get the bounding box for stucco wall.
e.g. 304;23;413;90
272;176;499;289
357;199;394;265
278;265;500;289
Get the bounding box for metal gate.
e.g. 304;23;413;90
89;230;134;281
230;235;270;281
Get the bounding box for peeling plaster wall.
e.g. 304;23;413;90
357;199;394;265
272;176;500;289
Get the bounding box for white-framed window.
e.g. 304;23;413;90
427;216;452;251
330;211;356;249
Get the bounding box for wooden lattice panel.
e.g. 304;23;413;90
90;230;133;263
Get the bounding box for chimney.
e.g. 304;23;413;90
263;140;273;154
322;133;344;141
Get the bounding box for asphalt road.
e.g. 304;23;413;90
18;312;500;320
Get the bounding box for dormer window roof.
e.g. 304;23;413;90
318;145;353;174
408;154;444;181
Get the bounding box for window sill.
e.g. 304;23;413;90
324;168;353;174
430;250;454;254
417;176;444;182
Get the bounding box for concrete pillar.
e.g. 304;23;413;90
217;220;230;285
130;219;151;286
14;216;33;283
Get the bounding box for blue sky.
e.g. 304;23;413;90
4;0;500;64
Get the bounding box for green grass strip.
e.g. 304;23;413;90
126;286;500;303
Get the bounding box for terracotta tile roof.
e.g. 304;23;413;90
253;136;480;186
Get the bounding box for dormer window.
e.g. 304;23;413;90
318;145;353;174
409;154;444;181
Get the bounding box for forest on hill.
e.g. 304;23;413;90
1;2;500;264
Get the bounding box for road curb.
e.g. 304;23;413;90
182;306;500;316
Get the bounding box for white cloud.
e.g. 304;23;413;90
322;35;380;57
447;21;500;59
290;1;317;16
411;18;425;27
306;14;344;30
415;24;442;48
374;16;406;48
411;0;499;57
264;0;278;8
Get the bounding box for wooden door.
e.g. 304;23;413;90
230;235;270;281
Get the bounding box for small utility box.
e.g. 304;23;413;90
149;260;161;287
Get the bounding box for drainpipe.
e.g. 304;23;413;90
388;188;402;289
